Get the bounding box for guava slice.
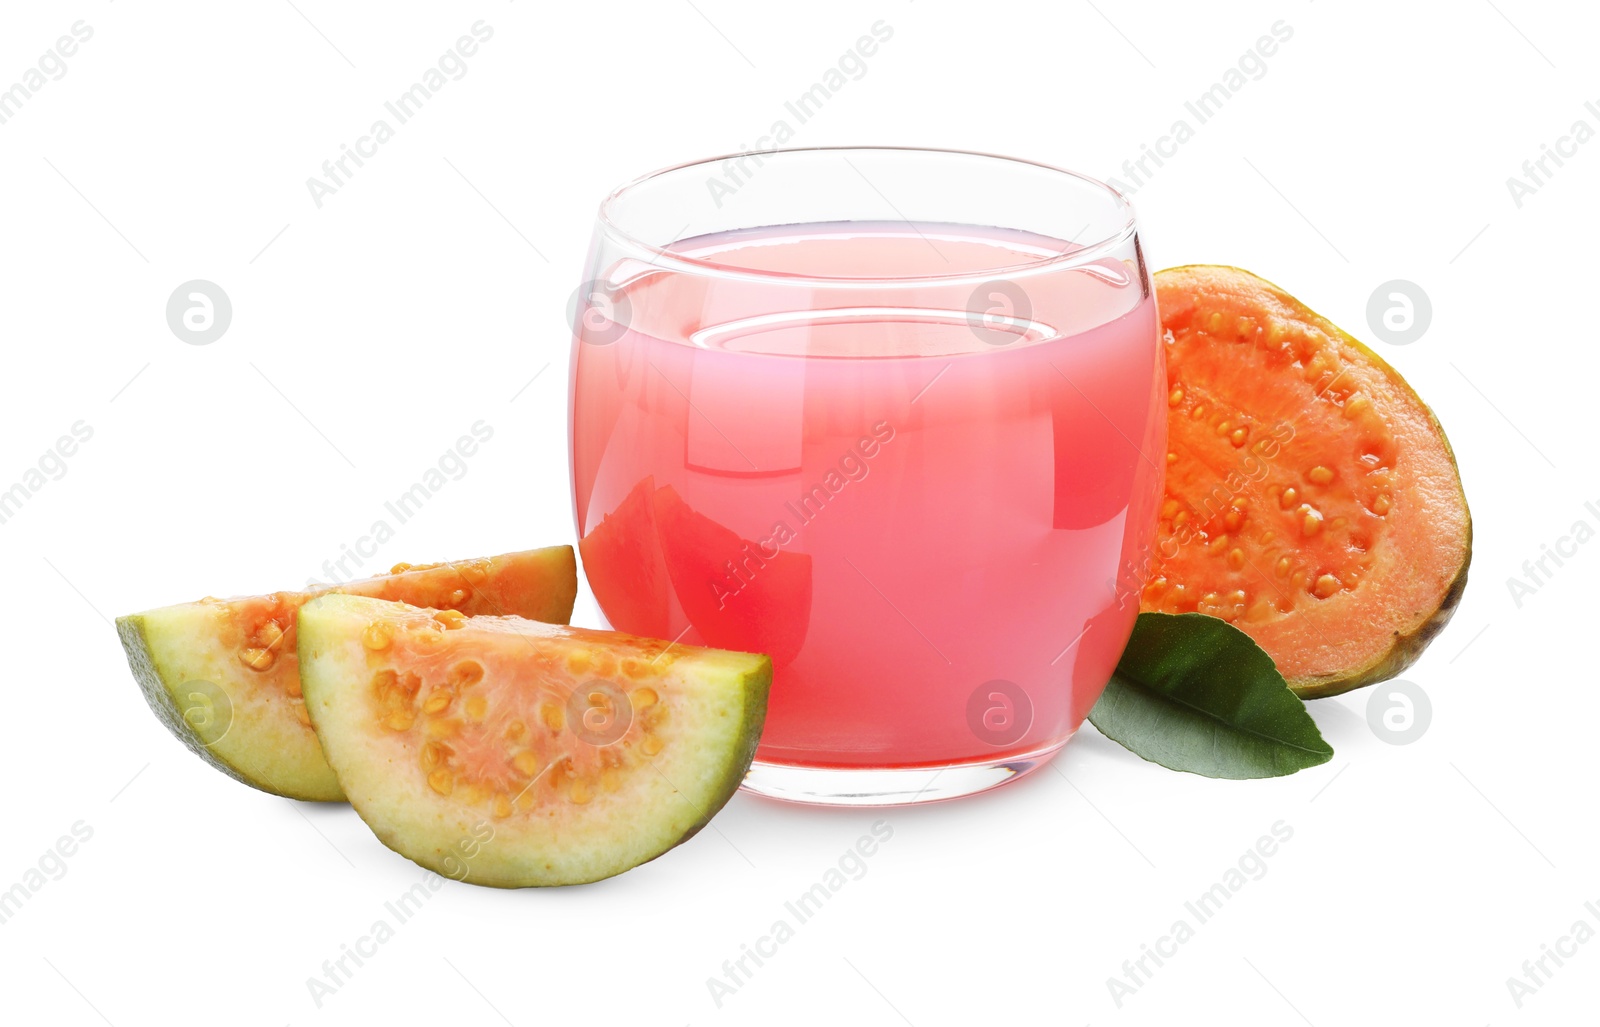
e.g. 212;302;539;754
578;476;674;639
116;547;577;801
651;485;812;667
297;593;770;886
1144;266;1471;697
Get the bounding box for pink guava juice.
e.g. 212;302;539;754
570;221;1165;771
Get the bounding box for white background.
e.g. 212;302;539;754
1;1;1594;1024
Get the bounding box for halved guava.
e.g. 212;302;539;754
297;594;770;887
116;547;577;801
1145;266;1471;698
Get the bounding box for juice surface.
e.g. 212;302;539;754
571;222;1165;768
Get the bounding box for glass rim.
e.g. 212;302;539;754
595;145;1139;288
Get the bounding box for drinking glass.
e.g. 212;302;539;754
569;147;1164;805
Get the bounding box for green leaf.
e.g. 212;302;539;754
1087;612;1333;779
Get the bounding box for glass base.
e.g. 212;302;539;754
741;741;1067;807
